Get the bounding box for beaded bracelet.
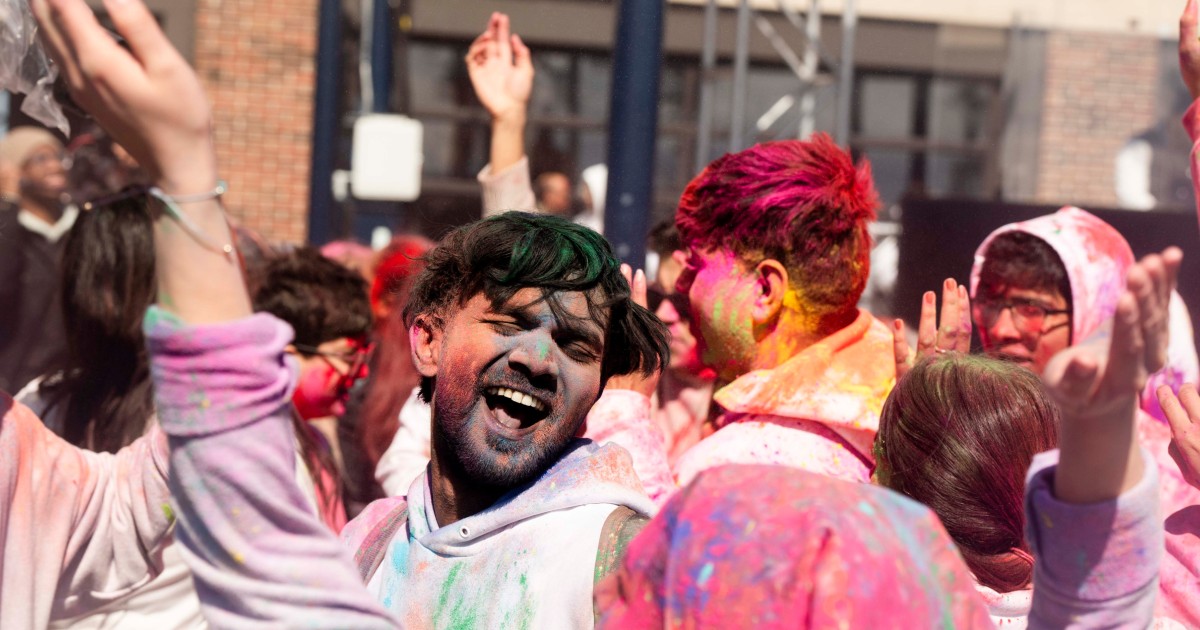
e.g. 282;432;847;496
147;180;235;257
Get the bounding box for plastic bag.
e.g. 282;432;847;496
0;0;69;136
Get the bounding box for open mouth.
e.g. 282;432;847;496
483;386;550;433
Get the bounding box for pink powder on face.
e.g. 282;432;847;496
684;249;758;382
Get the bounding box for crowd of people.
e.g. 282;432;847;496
3;0;1200;627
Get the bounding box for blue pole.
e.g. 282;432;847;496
307;0;342;245
370;0;392;113
604;0;665;267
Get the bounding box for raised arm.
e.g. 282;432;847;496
468;12;536;216
1025;248;1180;628
31;0;394;625
1179;0;1200;230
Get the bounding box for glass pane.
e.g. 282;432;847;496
530;51;573;117
0;91;8;134
928;79;995;144
927;152;985;198
658;62;687;124
859;76;915;139
408;42;468;112
578;56;611;120
421;119;487;179
859;148;912;203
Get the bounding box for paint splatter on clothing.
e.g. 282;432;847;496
0;393;173;630
353;440;655;628
599;454;1162;629
674;310;894;486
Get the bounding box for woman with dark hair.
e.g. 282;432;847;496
881;267;1188;627
17;194;347;626
874;354;1057;618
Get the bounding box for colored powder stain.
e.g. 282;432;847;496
434;564;479;630
697;562;715;588
232;550;244;564
161;502;175;523
856;500;875;517
390;539;410;577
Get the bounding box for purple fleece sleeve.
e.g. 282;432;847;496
1025;448;1162;629
146;308;396;628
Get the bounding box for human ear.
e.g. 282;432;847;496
410;316;443;378
752;259;789;327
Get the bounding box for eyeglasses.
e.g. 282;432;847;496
24;151;71;170
293;341;374;396
973;298;1070;335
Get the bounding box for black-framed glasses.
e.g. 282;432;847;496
973;298;1070;335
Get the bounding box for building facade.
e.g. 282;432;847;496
0;0;1189;243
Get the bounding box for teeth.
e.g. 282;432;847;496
487;387;547;413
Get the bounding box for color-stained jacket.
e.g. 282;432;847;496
348;440;654;628
597;456;1162;629
971;207;1200;626
0;394;173;630
673;309;895;486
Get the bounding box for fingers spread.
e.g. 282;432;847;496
917;291;937;354
938;279;959;351
632;269;648;308
957;285;972;353
1159;384;1194;438
892;319;912;378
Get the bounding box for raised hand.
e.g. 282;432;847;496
32;0;248;324
1045;247;1182;503
466;13;533;124
1158;383;1200;489
604;264;660;397
31;0;215;195
1181;0;1200;100
892;278;971;378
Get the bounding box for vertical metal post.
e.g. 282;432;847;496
835;0;856;146
798;0;820;139
370;0;393;113
695;0;718;173
730;0;751;152
605;0;666;267
307;0;343;245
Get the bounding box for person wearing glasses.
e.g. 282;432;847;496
967;205;1200;624
0;127;77;394
252;247;376;532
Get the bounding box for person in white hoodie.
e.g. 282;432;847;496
340;210;670;627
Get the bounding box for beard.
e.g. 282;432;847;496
430;384;579;492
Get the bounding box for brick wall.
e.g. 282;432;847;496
1034;31;1160;208
193;0;317;244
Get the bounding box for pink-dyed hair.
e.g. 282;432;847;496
676;134;878;318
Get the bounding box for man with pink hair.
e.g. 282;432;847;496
671;134;894;486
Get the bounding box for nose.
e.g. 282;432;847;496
986;307;1022;345
507;335;559;383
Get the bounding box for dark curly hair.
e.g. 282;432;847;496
404;212;669;400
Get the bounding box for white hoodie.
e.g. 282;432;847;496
358;440;655;628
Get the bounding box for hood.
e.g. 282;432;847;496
408;439;655;556
713;310;895;460
969;206;1134;344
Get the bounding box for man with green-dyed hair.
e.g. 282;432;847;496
342;211;670;627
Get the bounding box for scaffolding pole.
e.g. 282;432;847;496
695;0;718;172
835;0;856;146
730;0;751;152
